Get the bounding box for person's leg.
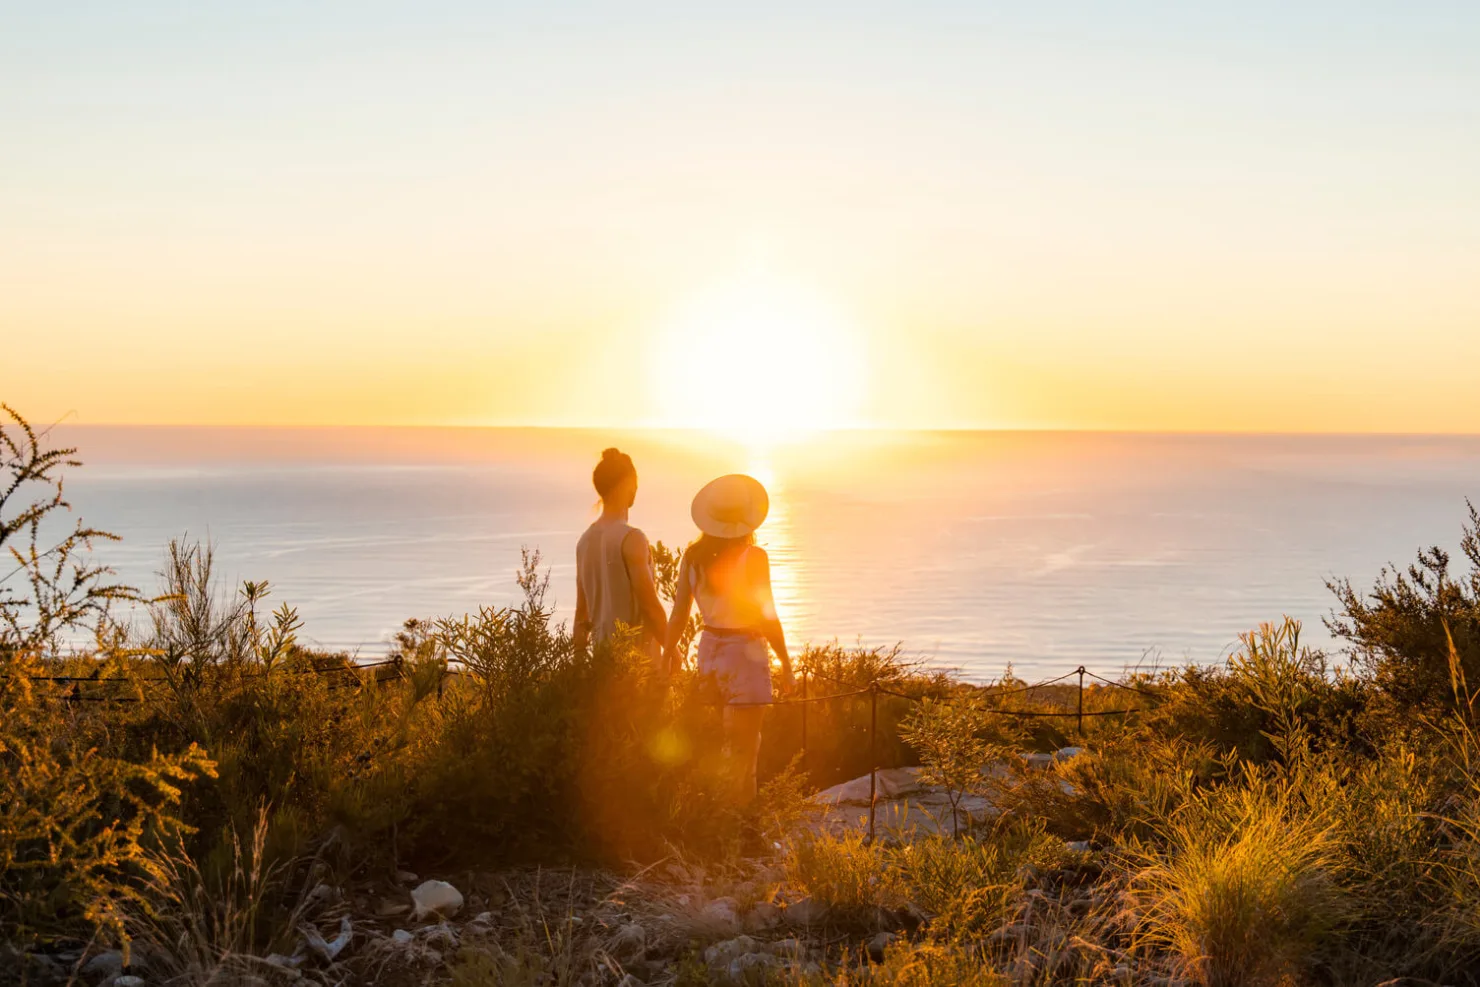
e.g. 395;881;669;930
724;706;767;803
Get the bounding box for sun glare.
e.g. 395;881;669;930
652;273;866;441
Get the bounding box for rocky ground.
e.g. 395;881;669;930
6;749;1125;987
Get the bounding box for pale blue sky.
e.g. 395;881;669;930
3;2;1478;429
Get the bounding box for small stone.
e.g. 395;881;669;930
1023;752;1054;770
395;870;419;884
743;901;781;932
306;883;337;906
418;923;459;950
83;951;126;979
376;900;409;917
410;880;464;921
1065;840;1091;853
699;897;741;935
728;952;781;981
784;896;829;927
391;929;414;944
867;931;897;963
265;953;303;969
115;978;147;987
471;911;495;925
704;935;758;970
1053;746;1084;763
612;923;646;959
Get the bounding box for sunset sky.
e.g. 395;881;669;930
4;2;1478;432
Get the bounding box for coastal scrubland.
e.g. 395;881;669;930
7;402;1480;986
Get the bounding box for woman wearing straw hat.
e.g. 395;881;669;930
664;473;795;802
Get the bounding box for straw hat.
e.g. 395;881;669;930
691;474;770;538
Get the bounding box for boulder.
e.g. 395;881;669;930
410;880;464;921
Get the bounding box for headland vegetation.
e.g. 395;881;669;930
6;401;1480;987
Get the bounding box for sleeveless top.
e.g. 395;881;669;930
689;546;778;632
576;517;652;643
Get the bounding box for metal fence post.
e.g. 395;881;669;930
800;670;809;769
868;682;879;843
1076;665;1085;737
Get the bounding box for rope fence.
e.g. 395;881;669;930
13;657;1159;842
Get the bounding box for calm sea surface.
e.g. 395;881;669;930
54;427;1480;681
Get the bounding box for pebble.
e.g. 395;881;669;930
867;931;898;962
410;879;464;921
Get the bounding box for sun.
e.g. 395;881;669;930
652;272;866;441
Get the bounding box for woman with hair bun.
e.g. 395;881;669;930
574;448;668;661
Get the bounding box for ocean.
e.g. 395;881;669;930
52;426;1480;682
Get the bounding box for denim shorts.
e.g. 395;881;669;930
697;630;772;705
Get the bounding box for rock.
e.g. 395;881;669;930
612;923;647;959
410;879;464;921
376;899;409;917
302;915;353;963
769;938;805;957
265;953;303;969
784;896;829;927
395;870;419;884
83;951;127;979
114;978;146;987
1065;840;1091;853
704;935;760;969
305;883;337;907
418;923;459;951
1023;752;1054;770
814;767;926;806
471;910;495;925
698;897;741;935
391;929;414;944
728;952;782;982
867;931;898;963
743;901;781;933
1054;746;1084;763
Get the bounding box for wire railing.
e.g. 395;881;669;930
14;657;1160;841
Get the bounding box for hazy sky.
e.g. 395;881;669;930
4;2;1478;431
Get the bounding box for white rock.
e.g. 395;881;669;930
391;929;414;944
1066;840;1091;853
1054;746;1085;763
1023;752;1054;770
410;879;464;921
265;953;303;969
814;767;925;806
471;910;495;925
115;978;147;987
395;870;419;884
305;883;337;907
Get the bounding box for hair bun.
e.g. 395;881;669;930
601;447;623;462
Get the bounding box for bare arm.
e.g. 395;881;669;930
622;528;669;647
664;555;695;675
573;562;590;651
749;547;794;690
